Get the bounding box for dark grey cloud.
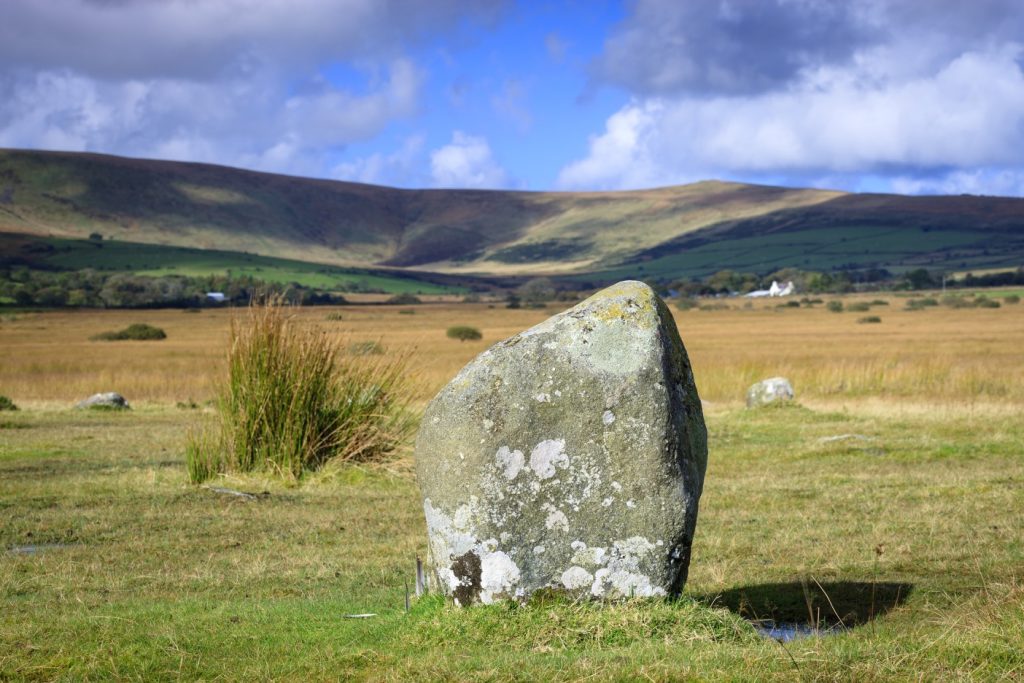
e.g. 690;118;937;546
0;0;505;81
593;0;1024;96
593;0;873;95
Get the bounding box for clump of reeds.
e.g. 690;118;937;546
186;297;415;483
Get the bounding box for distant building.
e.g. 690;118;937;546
744;280;795;298
206;292;226;303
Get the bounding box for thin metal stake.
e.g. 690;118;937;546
415;557;425;597
405;579;410;613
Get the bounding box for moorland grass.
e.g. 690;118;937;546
2;290;1024;407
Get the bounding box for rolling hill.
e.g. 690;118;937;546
1;148;1022;281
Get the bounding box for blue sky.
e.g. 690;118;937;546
2;0;1023;196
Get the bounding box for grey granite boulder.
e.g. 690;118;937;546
414;281;707;605
745;377;794;408
76;392;130;410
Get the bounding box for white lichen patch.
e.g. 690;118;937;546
534;393;551;403
570;543;607;567
495;446;525;480
529;439;568;479
602;410;615;425
543;503;569;532
533;545;546;555
479;551;521;605
584;535;664;598
561;566;594;590
602;497;614;507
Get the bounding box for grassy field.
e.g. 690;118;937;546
1;293;1023;680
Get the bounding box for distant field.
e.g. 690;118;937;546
0;233;464;294
1;296;1022;679
588;225;1017;281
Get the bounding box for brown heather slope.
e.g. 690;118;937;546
1;148;1022;277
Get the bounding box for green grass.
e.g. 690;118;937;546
2;402;1022;679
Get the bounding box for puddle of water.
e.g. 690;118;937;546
753;621;843;642
7;543;76;555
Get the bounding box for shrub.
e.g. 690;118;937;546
0;395;18;411
386;293;422;305
870;299;890;306
1004;294;1020;304
398;309;416;315
846;302;871;312
447;325;483;342
324;312;344;321
91;323;167;341
976;297;1001;309
186;298;415;483
858;316;882;324
906;297;939;311
675;298;697;311
826;301;844;313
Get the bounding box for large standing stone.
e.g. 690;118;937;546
414;281;707;605
745;377;794;408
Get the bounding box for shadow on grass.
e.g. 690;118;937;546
697;580;913;628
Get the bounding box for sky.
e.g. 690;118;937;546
1;0;1023;196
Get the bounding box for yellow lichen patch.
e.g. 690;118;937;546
583;281;659;326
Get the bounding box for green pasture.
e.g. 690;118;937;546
588;226;1010;281
3;234;460;294
2;403;1021;680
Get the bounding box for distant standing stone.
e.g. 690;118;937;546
414;281;707;605
76;392;130;410
746;377;794;408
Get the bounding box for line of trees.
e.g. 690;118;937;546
0;267;346;308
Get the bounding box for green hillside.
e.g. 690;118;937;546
1;148;1022;280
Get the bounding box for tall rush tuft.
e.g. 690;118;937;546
187;296;415;482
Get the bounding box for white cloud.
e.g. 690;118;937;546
430;131;508;188
0;59;423;178
0;1;503;179
560;46;1024;194
332;135;427;186
890;170;1024;197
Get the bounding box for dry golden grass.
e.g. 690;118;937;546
1;293;1022;410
